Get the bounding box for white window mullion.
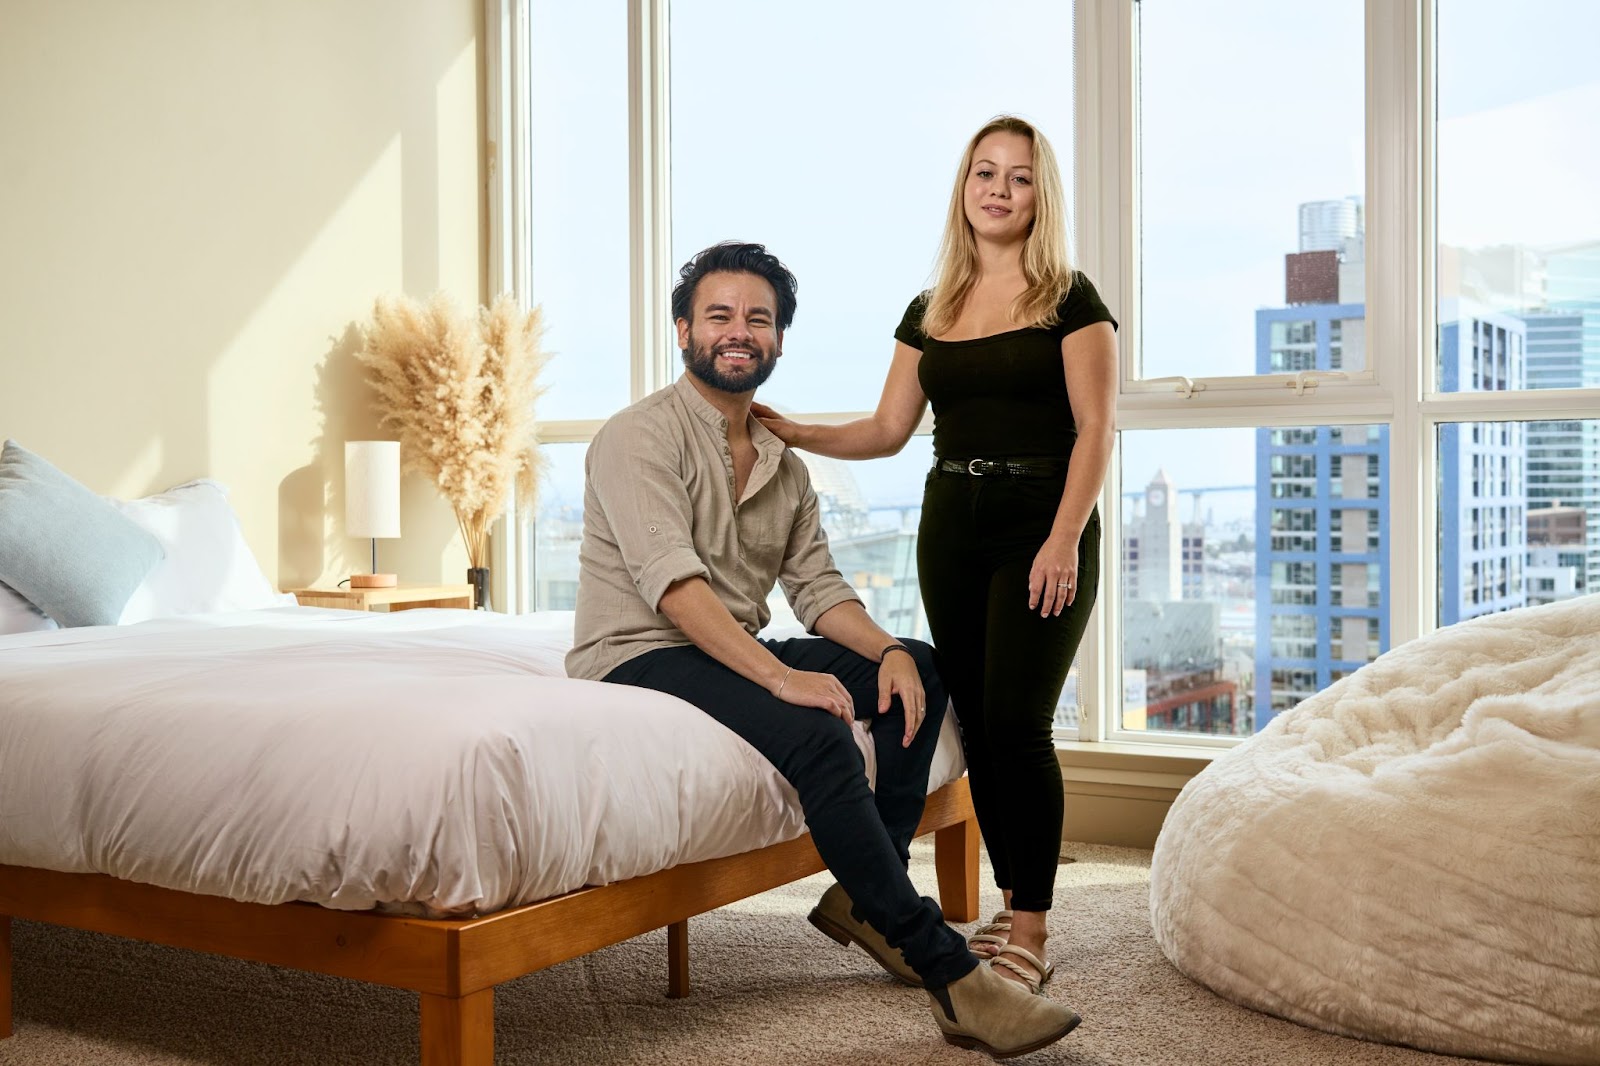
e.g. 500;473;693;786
1076;0;1135;742
1367;0;1429;648
535;419;609;445
629;0;673;401
486;0;532;314
1423;388;1600;422
1075;0;1134;352
486;0;533;613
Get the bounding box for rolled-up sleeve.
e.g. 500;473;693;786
586;415;709;611
777;465;862;631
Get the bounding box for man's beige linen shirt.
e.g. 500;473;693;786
565;375;862;682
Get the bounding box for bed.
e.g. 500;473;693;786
0;608;979;1064
0;459;980;1065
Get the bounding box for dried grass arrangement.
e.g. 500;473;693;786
356;292;550;569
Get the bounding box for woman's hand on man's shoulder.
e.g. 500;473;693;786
751;401;804;444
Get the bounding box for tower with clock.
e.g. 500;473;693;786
1141;470;1182;602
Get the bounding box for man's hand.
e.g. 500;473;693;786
877;648;926;748
773;668;856;725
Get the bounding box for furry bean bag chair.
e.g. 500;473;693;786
1150;594;1600;1065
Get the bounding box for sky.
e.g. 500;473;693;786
530;0;1600;519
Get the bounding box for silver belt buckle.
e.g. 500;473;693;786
968;458;988;476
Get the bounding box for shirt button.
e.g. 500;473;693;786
648;524;658;533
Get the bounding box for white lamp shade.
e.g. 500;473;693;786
345;441;401;539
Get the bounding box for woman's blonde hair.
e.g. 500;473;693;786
923;115;1074;338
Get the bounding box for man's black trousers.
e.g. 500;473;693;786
603;635;977;990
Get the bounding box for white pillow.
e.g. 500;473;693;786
114;480;293;623
0;581;59;635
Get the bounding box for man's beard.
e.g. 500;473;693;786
682;332;779;394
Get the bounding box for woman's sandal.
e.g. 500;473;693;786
966;909;1012;958
989;943;1056;995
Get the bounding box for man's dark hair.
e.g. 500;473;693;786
670;241;798;332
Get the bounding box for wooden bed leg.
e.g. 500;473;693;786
666;918;689;999
934;815;981;923
0;916;11;1039
420;987;492;1066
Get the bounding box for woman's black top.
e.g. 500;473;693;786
895;272;1117;460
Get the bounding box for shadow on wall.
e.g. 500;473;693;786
278;322;463;590
0;2;483;589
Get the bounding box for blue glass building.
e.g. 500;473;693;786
1253;303;1388;730
1438;301;1529;626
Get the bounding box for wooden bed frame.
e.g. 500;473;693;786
0;775;978;1065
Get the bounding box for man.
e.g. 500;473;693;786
566;242;1080;1058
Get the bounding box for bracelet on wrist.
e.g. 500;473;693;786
880;642;912;663
774;665;794;698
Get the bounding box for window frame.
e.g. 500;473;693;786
1075;0;1600;748
492;0;1600;749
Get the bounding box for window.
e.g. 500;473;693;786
500;0;1600;752
1136;1;1364;380
1270;615;1318;661
1271;561;1317;605
1328;317;1366;371
1439;418;1600;626
1270;507;1317;553
670;0;1073;414
1119;429;1254;737
534;437;953;644
1437;2;1600;393
527;0;630;421
1330;424;1382;445
1270;450;1318;499
1329;562;1380;608
1328;507;1382;556
510;0;1087;725
1329;617;1382;664
532;442;589;611
1269;322;1318;372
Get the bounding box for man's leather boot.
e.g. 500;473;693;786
925;960;1081;1059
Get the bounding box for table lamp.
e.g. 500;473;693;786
345;441;401;588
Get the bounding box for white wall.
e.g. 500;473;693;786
0;1;487;589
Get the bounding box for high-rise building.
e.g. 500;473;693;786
1530;239;1600;595
1526;505;1587;607
1125;471;1182;603
1443;239;1599;603
1181;497;1207;601
1438;300;1529;626
1438;243;1546;312
1543;239;1600;310
1253;202;1532;730
1256;223;1385;730
1298;196;1363;254
1254;410;1388;727
1519;307;1599;598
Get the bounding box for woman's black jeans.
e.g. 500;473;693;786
917;464;1100;913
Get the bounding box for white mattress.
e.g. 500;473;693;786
0;607;964;917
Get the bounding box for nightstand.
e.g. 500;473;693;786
286;584;476;612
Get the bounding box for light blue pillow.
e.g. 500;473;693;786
0;440;165;628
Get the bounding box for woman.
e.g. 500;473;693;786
752;115;1117;993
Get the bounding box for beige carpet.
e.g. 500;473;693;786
2;841;1499;1066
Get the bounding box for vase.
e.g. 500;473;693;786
467;566;491;611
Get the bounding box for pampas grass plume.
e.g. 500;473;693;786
356;291;550;569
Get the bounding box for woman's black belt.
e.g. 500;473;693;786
935;457;1068;478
